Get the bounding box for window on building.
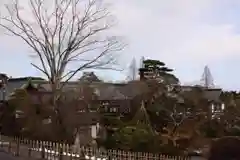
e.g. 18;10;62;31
109;107;117;113
42;118;52;124
77;109;85;113
113;107;117;112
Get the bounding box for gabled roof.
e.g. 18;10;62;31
2;76;162;101
78;72;102;82
119;81;149;98
96;85;127;100
203;88;222;102
38;82;130;100
0;77;46;101
39;81;81;92
0;73;8;82
179;85;222;102
8;77;45;82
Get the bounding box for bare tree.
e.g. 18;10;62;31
0;0;123;90
0;0;124;143
161;102;190;145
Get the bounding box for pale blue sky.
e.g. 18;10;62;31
1;0;240;90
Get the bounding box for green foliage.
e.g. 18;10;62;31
101;115;123;127
143;59;165;69
5;89;58;141
0;102;20;136
225;126;240;136
143;59;171;72
102;123;162;152
140;59;179;84
0;89;31;136
199;120;221;138
160;72;179;84
208;137;240;160
158;144;184;156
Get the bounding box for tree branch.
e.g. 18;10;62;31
0;0;124;86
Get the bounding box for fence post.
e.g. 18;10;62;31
27;139;31;157
67;144;72;160
28;146;32;157
16;138;20;156
41;141;45;159
8;141;11;153
0;141;2;149
0;134;3;149
79;146;85;160
59;143;63;160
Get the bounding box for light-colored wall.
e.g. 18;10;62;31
74;123;100;147
91;123;100;139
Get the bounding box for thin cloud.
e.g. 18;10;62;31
111;0;240;64
1;0;240;89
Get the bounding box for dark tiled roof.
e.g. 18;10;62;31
118;81;149;98
2;75;168;102
180;85;222;102
0;77;46;100
0;80;29;100
95;85;126;100
203;88;222;102
39;81;81;92
8;77;45;82
78;72;102;82
1;74;224;104
39;82;132;100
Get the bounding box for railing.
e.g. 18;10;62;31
0;135;191;160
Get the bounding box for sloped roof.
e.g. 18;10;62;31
39;81;82;91
4;77;156;101
78;72;102;82
8;77;45;82
0;73;8;83
96;85;126;100
0;80;32;100
179;85;222;102
0;77;46;101
38;81;139;100
118;81;149;98
38;82;124;100
203;88;222;102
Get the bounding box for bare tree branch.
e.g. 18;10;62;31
0;0;124;86
0;0;124;142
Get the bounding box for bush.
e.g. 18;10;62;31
208;137;240;160
159;144;183;156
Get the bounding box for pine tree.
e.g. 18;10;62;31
130;100;154;134
139;59;179;84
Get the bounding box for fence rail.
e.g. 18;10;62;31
0;135;191;160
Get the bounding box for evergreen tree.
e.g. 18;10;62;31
139;59;179;84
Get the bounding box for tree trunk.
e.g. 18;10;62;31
170;125;178;147
51;81;68;160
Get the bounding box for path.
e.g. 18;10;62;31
0;150;26;160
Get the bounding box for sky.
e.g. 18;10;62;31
1;0;240;90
